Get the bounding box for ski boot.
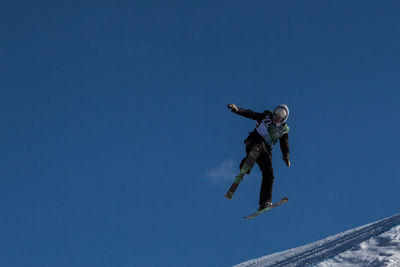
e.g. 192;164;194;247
259;201;272;211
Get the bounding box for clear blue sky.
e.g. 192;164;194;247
1;1;400;266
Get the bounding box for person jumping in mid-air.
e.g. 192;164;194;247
227;103;291;211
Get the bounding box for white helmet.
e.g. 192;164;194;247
273;104;289;124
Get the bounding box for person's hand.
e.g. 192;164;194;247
227;103;238;112
283;157;291;167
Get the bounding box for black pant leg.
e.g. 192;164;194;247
256;152;274;205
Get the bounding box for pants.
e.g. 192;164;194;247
240;140;274;205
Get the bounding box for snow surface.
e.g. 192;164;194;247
234;213;400;267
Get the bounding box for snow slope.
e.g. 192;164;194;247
234;213;400;267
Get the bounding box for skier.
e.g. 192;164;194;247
228;103;290;211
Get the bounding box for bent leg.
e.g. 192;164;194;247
239;143;261;175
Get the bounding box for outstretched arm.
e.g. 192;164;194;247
280;133;290;167
227;103;265;121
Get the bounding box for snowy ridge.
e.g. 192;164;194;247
317;225;400;266
234;213;400;267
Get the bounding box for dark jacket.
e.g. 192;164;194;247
232;107;290;160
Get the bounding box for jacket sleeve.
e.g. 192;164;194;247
279;133;289;159
231;107;266;121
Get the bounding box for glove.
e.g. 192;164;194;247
227;103;238;112
283;157;290;167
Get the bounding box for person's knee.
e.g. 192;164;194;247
260;165;274;178
261;170;274;181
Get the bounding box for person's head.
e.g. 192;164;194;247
273;104;289;124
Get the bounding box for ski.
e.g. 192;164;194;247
225;144;262;199
243;197;289;219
